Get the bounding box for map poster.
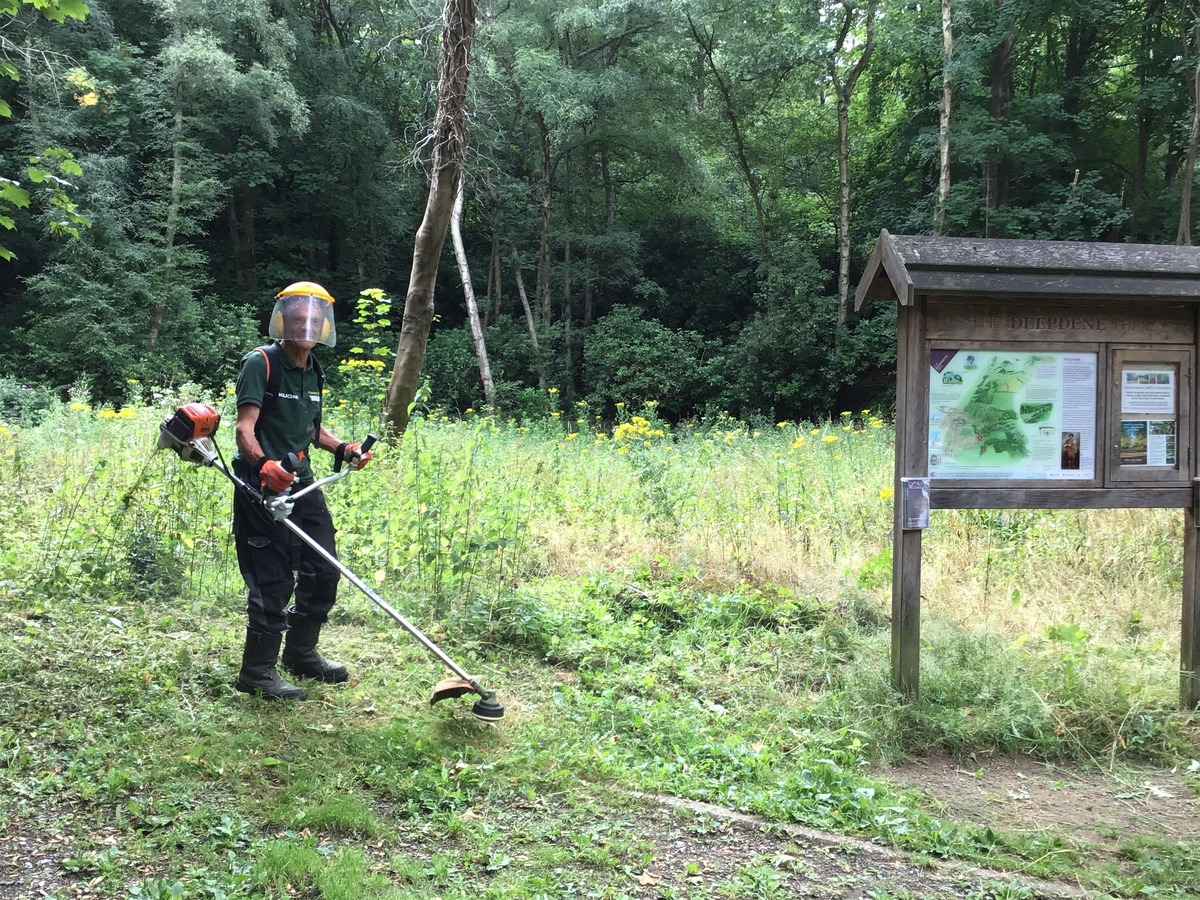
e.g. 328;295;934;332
928;349;1097;480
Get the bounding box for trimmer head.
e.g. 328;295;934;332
470;692;505;723
430;677;505;723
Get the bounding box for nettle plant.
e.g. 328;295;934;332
336;288;395;416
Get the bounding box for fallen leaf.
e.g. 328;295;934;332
637;871;661;886
462;809;484;820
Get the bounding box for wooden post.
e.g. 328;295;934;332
1187;500;1200;710
892;299;927;697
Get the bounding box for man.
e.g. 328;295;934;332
231;281;372;700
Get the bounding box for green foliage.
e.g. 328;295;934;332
582;306;716;420
336;287;395;417
1;406;1200;897
0;0;91;260
0;376;56;425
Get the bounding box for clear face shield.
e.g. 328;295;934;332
269;293;337;347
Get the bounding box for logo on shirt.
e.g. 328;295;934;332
278;392;300;400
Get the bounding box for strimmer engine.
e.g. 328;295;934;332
157;402;223;467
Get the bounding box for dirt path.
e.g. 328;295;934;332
3;756;1198;898
883;754;1200;848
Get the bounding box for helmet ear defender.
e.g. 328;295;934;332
268;282;335;346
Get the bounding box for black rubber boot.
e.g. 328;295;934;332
235;629;307;700
281;611;349;684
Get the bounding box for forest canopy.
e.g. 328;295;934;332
1;0;1195;422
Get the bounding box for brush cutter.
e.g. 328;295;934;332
156;402;505;723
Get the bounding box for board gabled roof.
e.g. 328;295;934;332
855;231;1200;310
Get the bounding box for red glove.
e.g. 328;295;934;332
338;442;372;471
257;458;295;493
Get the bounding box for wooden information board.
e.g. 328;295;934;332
856;232;1200;708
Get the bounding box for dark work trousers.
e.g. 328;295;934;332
232;463;341;635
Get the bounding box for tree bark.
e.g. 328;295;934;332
451;178;496;408
831;0;877;328
149;97;184;351
935;0;953;235
687;13;773;296
985;0;1014;237
488;229;501;322
383;0;477;432
511;245;546;388
1179;6;1200;245
535;112;553;325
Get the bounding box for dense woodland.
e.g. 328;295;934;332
1;0;1197;422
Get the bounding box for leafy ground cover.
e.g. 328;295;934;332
1;393;1198;899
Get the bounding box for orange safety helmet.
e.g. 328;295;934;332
269;281;336;347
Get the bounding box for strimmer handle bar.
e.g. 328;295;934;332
334;433;378;473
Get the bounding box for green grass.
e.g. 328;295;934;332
1;394;1198;897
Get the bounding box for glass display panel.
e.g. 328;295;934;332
928;348;1098;480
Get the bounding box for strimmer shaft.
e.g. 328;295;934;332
278;516;486;697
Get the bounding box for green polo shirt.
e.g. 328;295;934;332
234;345;322;483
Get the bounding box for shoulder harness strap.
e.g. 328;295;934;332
253;343;324;442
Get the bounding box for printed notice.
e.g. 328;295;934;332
928;349;1097;480
1122;419;1177;467
1122;370;1175;415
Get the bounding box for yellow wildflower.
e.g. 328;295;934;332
790;437;806;449
823;435;838;444
880;487;895;500
70;402;89;411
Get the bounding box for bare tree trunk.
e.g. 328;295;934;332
562;153;575;399
985;0;1014;237
687;13;773;296
383;0;477;432
511;246;545;388
149;98;184;351
1180;10;1200;245
451;179;496;408
489;230;501;322
935;0;954;235
831;0;877;328
243;189;258;292
835;94;853;326
601;145;615;227
535;113;553;325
